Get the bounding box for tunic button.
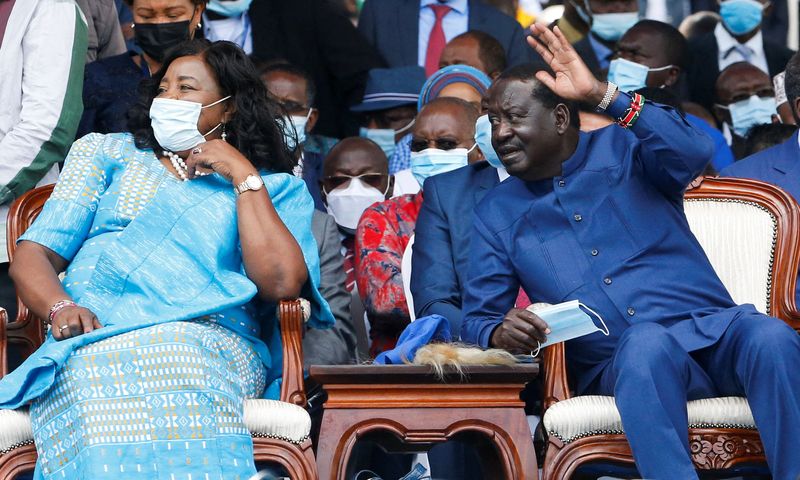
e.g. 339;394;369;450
591;249;599;256
574;214;582;222
558;180;566;187
627;307;635;316
603;277;612;285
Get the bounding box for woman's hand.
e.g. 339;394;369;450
185;139;258;183
52;306;102;341
527;24;609;107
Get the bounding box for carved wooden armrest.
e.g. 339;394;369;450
0;308;7;379
278;299;306;407
542;342;570;414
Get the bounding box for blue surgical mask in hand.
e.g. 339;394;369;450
721;95;776;138
607;58;673;93
529;300;609;354
474;115;504;169
410;145;475;187
720;0;764;36
591;12;639;42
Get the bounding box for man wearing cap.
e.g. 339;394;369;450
353;66;427;194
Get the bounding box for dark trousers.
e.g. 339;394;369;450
592;314;800;479
0;263;16;321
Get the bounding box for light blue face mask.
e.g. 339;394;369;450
360;128;397;159
720;0;764;36
283;109;312;150
207;0;254;17
721;95;776;138
607;58;673;93
410;145;475;187
474;115;504;169
591;12;639;42
531;300;610;355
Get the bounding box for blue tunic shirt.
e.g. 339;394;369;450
461;94;753;393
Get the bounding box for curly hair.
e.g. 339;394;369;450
127;39;295;173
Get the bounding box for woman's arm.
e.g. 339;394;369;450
186;140;308;301
9;241;101;339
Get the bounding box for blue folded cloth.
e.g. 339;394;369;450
374;315;451;365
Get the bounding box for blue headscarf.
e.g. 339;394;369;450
417;65;493;110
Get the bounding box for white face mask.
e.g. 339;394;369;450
284;109;312;150
324;177;389;231
149;96;231;152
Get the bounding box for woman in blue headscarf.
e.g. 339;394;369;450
391;64;492;192
3;39;333;480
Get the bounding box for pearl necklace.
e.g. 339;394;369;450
163;150;211;181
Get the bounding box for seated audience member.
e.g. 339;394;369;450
352;66;427;172
741;122;799;157
201;0;384;139
2;39;334;477
721;52;800;305
321;137;394;360
391;64;493;188
462;25;800;479
712;62;778;159
306;210;357;366
357;0;538;76
77;0;207;138
550;0;590;44
687;0;794;112
773;71;797;125
1;0;87;343
356;97;482;356
77;0;127;63
438;30;508;80
261;62;325;210
572;0;640;79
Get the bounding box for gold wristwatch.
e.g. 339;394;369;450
234;174;264;196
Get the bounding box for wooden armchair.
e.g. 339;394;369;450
0;184;318;479
540;176;800;479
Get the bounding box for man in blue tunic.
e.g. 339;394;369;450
461;24;800;479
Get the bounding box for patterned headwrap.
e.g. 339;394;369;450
417;64;493;110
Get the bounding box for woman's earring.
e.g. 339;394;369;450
221;124;227;142
197;22;202;28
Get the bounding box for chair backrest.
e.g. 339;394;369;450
5;184;54;365
402;234;416;322
684;176;800;326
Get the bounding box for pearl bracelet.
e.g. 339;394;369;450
48;299;78;325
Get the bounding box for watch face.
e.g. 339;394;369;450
246;175;262;190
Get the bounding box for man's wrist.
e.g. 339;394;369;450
588;81;614;110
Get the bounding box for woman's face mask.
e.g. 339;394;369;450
134;21;192;63
607;58;673;93
149;96;231;152
324;177;390;231
207;0;254;17
410;144;476;187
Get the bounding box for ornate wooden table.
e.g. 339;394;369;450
310;364;539;480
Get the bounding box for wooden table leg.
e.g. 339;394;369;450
316;407;538;480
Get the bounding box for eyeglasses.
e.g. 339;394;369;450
321;173;389;192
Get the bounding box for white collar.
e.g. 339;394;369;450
715;22;764;59
420;0;468;14
497;167;510;182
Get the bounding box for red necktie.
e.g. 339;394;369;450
424;4;452;76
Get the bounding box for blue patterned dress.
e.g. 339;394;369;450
0;133;334;479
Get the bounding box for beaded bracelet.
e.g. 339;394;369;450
616;93;645;129
47;299;78;325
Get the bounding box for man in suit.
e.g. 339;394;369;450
462;25;800;478
357;0;538;76
687;0;794;112
305;210;357;366
711;62;777;159
720;52;800;304
203;0;385;138
261;62;326;210
571;0;639;79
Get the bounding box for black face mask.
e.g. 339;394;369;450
134;20;192;63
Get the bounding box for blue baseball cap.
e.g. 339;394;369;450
351;66;427;113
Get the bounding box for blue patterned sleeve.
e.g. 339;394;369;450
263;173;335;330
19;133;112;262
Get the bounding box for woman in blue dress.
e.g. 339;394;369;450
1;39;333;479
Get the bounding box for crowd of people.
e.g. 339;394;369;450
0;0;799;479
